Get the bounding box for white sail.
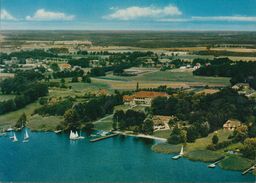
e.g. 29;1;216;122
13;133;18;142
24;130;29;140
180;146;184;156
75;131;79;138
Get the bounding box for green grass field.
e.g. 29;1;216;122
186;150;224;163
28;114;63;131
153;130;172;139
0;102;41;129
94;115;113;131
219;155;254;171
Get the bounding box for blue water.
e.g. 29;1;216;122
0;130;255;182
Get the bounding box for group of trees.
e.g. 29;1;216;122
68;58;90;68
35;98;73;116
60;95;123;131
113;110;154;134
0;70;49;114
193;58;256;89
152;88;256;143
52;68;84;78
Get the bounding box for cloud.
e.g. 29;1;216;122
26;9;75;21
192;16;256;22
104;5;182;20
0;9;16;21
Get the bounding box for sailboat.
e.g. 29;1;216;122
69;130;79;140
172;145;184;160
78;131;85;139
13;133;18;142
23;130;29;143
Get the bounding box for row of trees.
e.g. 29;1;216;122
193;59;256;89
113;110;154;135
152;88;256;142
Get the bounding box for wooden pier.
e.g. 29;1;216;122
242;164;255;175
90;134;118;142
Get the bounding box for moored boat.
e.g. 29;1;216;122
13;133;18;142
172;145;184;160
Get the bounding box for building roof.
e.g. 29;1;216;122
58;63;71;69
123;95;134;102
223;119;241;127
152;115;172;125
133;91;168;98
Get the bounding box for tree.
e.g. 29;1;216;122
82;75;91;83
142;118;154;135
50;63;60;72
71;76;79;83
186;125;199;143
240;138;256;159
64;109;80;130
15;113;27;128
212;133;219;144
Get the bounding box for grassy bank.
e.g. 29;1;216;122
153;130;172;139
28;114;63;131
0;102;41;129
219;155;254;171
186;150;224;163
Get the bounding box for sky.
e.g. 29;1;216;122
0;0;256;30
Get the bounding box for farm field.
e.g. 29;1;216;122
94;69;230;90
28;114;63;131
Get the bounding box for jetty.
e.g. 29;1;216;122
208;159;223;168
242;164;255;175
90;133;118;142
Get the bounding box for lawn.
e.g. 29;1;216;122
219;155;254;171
152;143;181;154
153;129;172;139
186;150;224;163
94;115;113;131
0;102;41;129
28;114;63;131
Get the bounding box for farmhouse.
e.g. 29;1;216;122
58;63;72;70
223;119;241;131
123;91;168;106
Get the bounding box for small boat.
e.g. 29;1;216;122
23;130;29;143
54;130;62;134
78;131;85;139
172;145;184;160
9;131;14;139
6;127;14;132
69;130;79;140
13;133;18;142
208;164;216;168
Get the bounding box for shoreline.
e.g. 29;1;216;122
113;131;167;142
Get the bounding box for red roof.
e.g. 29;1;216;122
133;91;168;98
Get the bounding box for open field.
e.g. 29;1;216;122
153;129;172;139
94;115;113;131
94;69;230;90
219;155;254;171
0;102;41;129
186;150;224;162
2;31;256;48
28;114;63;131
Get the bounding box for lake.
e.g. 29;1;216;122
0;130;254;182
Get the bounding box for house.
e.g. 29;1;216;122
123;91;169;106
223;119;241;131
58;63;72;70
152;115;171;131
232;83;250;90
